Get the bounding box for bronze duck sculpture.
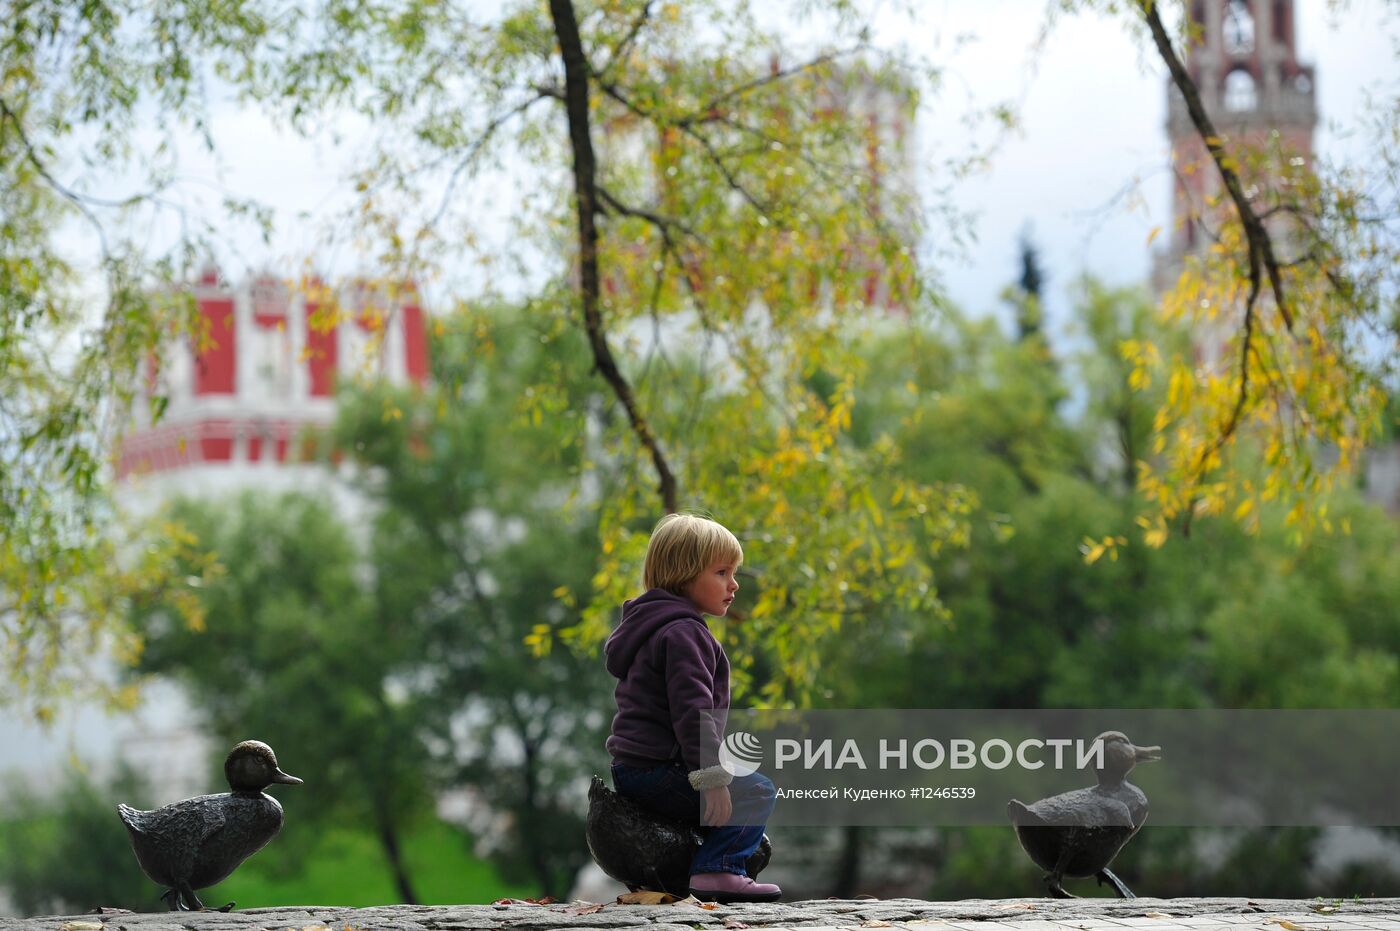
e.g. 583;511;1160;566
1007;730;1160;898
118;740;302;911
585;776;771;896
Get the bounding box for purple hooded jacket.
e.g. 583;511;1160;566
605;588;732;791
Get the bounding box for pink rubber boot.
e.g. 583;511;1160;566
688;872;782;903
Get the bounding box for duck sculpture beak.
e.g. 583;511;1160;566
271;769;304;786
1133;744;1162;764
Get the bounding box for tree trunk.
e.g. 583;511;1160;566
519;735;559;897
547;0;679;514
375;808;420;904
832;825;864;898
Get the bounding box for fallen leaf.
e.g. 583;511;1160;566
1267;921;1307;931
723;919;750;929
1143;912;1174;919
526;896;558;905
1309;905;1338;914
564;902;608;916
698;902;721;910
617;891;680;905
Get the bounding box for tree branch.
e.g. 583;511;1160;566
597;184;703;241
596;80;773;215
0;96;112;261
675;46;862;128
1138;1;1293;331
1182;241;1262;537
428;91;553;229
595;1;654;82
548;0;679;514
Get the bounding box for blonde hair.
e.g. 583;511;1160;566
643;513;743;594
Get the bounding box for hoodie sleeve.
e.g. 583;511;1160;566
659;621;732;791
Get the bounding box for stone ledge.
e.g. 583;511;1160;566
4;899;1399;931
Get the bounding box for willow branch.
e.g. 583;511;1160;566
596;81;773;215
595;1;654;81
428;91;552;229
1138;1;1292;332
597;184;703;241
0;96;112;261
548;0;679;514
674;46;862;128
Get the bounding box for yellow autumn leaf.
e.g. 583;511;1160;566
616;891;679;905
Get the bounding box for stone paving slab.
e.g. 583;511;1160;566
3;899;1398;931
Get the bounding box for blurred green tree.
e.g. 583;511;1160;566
0;764;154;914
813;277;1400;897
330;306;613;897
130;493;434;903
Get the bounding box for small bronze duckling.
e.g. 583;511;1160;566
118;740;302;911
1007;730;1160;899
585;776;771;896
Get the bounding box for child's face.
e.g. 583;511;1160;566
683;559;740;617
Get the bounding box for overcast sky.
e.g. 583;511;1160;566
914;0;1397;334
152;1;1400;331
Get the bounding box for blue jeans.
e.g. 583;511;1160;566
611;761;776;876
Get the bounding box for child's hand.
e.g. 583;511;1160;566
701;785;732;826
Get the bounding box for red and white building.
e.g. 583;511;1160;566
115;267;430;509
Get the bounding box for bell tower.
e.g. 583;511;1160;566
1157;0;1317;289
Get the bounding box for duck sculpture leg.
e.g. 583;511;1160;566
1095;867;1135;899
178;882;205;911
160;884;204;912
1043;840;1077;899
168;882;235;912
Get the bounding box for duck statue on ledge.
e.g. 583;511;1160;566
118;740;302;911
586;776;772;896
1007;730;1160;899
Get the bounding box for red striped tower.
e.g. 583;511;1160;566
1153;0;1316;349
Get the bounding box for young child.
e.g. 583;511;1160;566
605;513;781;903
